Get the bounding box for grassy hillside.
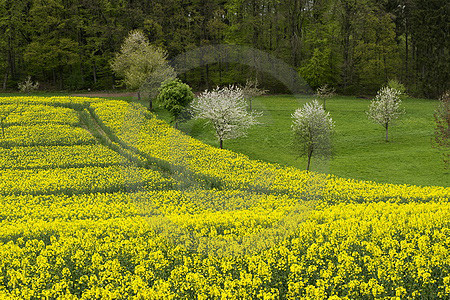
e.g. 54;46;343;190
0;96;449;299
154;95;447;187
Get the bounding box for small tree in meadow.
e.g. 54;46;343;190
367;86;405;142
110;30;176;110
316;84;335;110
156;78;194;128
387;79;407;99
241;78;267;111
18;76;39;94
292;100;334;171
433;90;449;167
191;85;262;149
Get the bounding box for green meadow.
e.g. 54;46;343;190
153;95;447;187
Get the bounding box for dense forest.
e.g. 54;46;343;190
0;0;448;97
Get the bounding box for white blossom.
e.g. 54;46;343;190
292;100;334;170
18;76;39;93
191;86;262;148
367;86;405;141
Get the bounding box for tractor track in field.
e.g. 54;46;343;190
76;108;147;168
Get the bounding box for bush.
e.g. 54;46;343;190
156;78;194;126
387;79;407;98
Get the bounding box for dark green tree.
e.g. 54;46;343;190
156;78;194;128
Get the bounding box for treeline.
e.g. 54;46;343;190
0;0;448;97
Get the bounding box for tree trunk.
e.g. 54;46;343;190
405;25;409;83
59;67;63;90
148;99;153;111
79;62;85;85
385;123;389;142
306;149;313;171
2;71;8;90
219;139;223;149
93;60;97;84
53;69;56;86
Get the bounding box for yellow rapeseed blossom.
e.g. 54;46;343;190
0;96;448;299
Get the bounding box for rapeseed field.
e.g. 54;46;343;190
0;97;448;299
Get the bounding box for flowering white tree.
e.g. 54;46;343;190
316;84;335;110
433;90;449;167
191;85;261;149
18;76;39;94
292;100;334;171
110;30;176;109
367;86;404;142
241;78;267;111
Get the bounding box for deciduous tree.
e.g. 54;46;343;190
18;76;39;94
110;30;176;109
191;85;261;149
316;84;336;110
292;100;334;171
367;86;405;142
241;78;267;111
156;78;194;128
433;91;449;167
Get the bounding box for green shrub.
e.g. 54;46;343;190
156;78;194;126
387;79;407;98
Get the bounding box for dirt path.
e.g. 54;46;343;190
71;92;138;98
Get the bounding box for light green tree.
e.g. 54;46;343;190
110;30;176;109
299;48;335;90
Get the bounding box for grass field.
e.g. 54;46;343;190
152;95;448;187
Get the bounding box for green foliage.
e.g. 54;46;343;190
110;30;176;98
156;78;194;122
388;79;407;98
0;0;447;96
298;48;334;90
353;10;401;93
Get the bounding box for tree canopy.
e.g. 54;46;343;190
292;100;334;171
0;0;447;97
191;86;261;149
110;30;176;108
